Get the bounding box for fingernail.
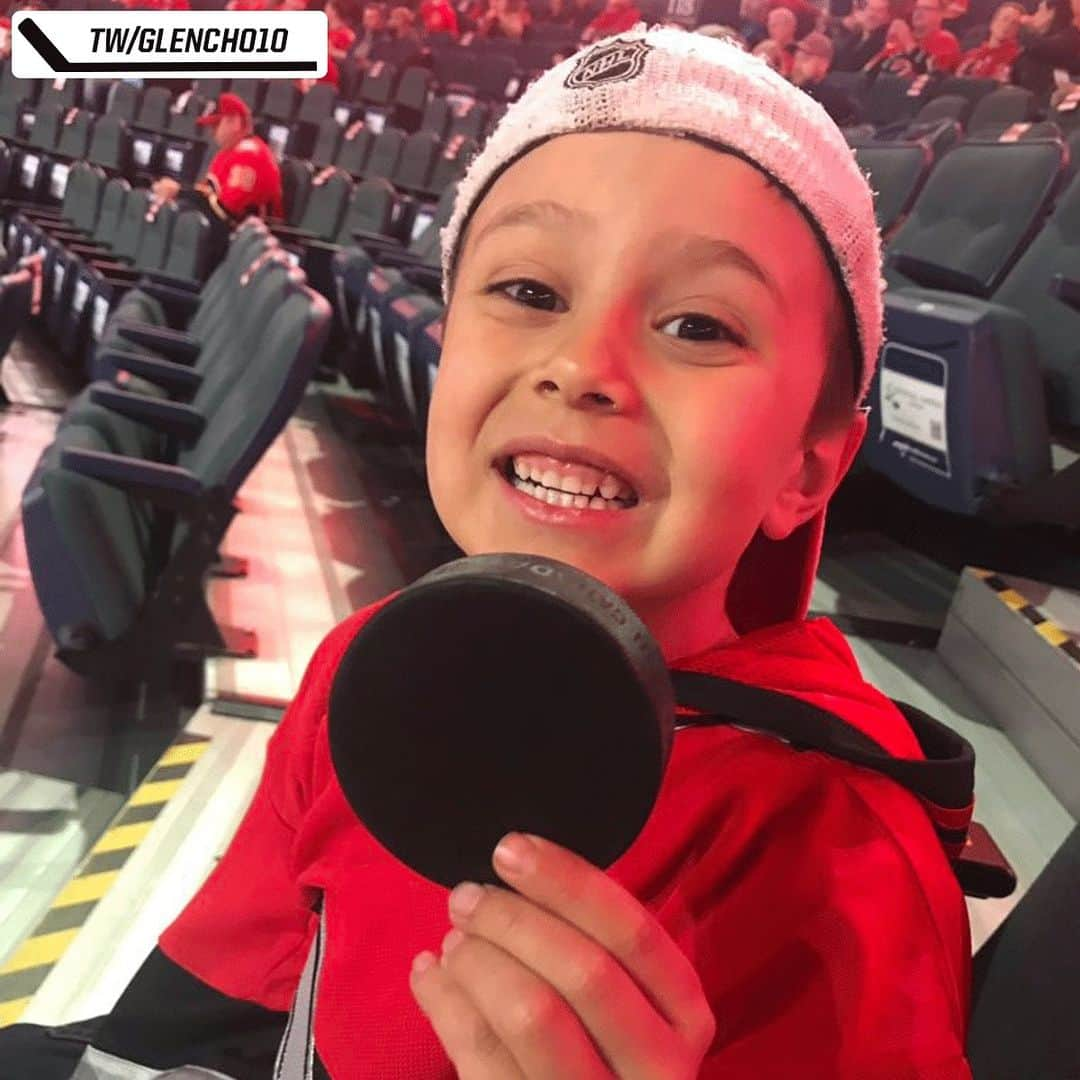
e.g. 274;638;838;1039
412;951;436;975
448;881;484;920
493;832;536;876
441;928;465;959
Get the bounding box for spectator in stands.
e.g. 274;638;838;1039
0;16;9;61
955;0;1023;79
830;0;892;71
327;0;359;62
754;36;787;65
738;0;771;46
581;0;643;42
475;0;532;37
151;92;283;244
388;4;424;43
349;1;390;62
421;0;461;35
1014;0;1080;97
866;0;961;75
538;0;586;25
765;5;797;73
792;30;860;121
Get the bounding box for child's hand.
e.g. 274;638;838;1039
409;833;716;1079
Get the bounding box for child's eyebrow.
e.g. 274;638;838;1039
658;233;784;308
468;200;593;253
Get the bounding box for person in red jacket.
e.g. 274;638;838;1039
956;0;1023;80
149;93;283;224
581;0;642;42
421;0;461;34
6;28;974;1080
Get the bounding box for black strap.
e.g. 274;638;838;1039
670;671;975;819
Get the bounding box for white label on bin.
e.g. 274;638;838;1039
394;332;416;419
364;110;385;135
21;153;40;188
410;212;432;243
370;305;385;381
269;123;289;156
133;138;152;166
50;162;70;198
334;106;350;126
92;295;109;339
879;344;950;478
73;278;90;313
165;147;184;173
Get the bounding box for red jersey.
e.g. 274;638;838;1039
957;38;1019;80
202;134;284;221
421;0;460;34
72;599;973;1077
584;2;642;38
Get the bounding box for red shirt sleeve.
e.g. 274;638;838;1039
653;730;973;1079
159;607;382;1011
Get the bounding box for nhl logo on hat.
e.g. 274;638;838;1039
565;38;653;90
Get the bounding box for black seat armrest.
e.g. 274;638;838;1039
401;264;443;295
88;384;206;446
139;269;201;292
115;320;201;362
60;446;204;514
890;253;990;298
1050;274;1080;312
352;229;403;249
96;348;203;397
139;281;201;327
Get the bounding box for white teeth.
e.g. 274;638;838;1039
541;469;559;490
562;474;582;495
599;474;621;500
589;496;607;510
513;458;529;480
545;488;560;505
558;491;574;508
573;494;590;509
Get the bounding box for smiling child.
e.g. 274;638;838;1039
12;26;972;1080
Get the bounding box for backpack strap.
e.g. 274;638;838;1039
670;670;976;862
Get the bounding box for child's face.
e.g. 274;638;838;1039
428;133;860;652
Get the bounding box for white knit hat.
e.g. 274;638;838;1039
440;24;884;406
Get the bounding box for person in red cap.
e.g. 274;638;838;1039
151;92;284;228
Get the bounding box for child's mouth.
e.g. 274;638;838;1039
498;453;639;511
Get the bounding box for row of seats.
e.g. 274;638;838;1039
3;158;214;372
21;220;331;682
854;136;1080;526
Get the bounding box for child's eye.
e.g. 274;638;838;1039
487;279;567;312
659;314;746;347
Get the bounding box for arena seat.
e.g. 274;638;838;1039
260;82;302;158
853;141;933;239
420;96;452;141
862;74;921;129
356;61;402;133
928;75;998;114
8;104;64;202
409;314;444;435
862;170;1080;522
105;81;141;125
6;160;104;256
312;116;344;168
967;86;1036;136
336;124;376;177
229;78;266;115
884;138;1066;296
0;261;35;388
273;167;352;247
86;115;132;175
447;100;489;141
360;127;408;182
391;130;442;197
22;270;330;681
392;67;437;133
425;133;478;197
279;157;315;225
373;286;445;426
910;93;971;128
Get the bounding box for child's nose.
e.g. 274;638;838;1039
531;332;641;415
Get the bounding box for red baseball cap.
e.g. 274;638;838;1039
197;92;252;127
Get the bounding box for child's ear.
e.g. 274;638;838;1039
760;410;868;541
